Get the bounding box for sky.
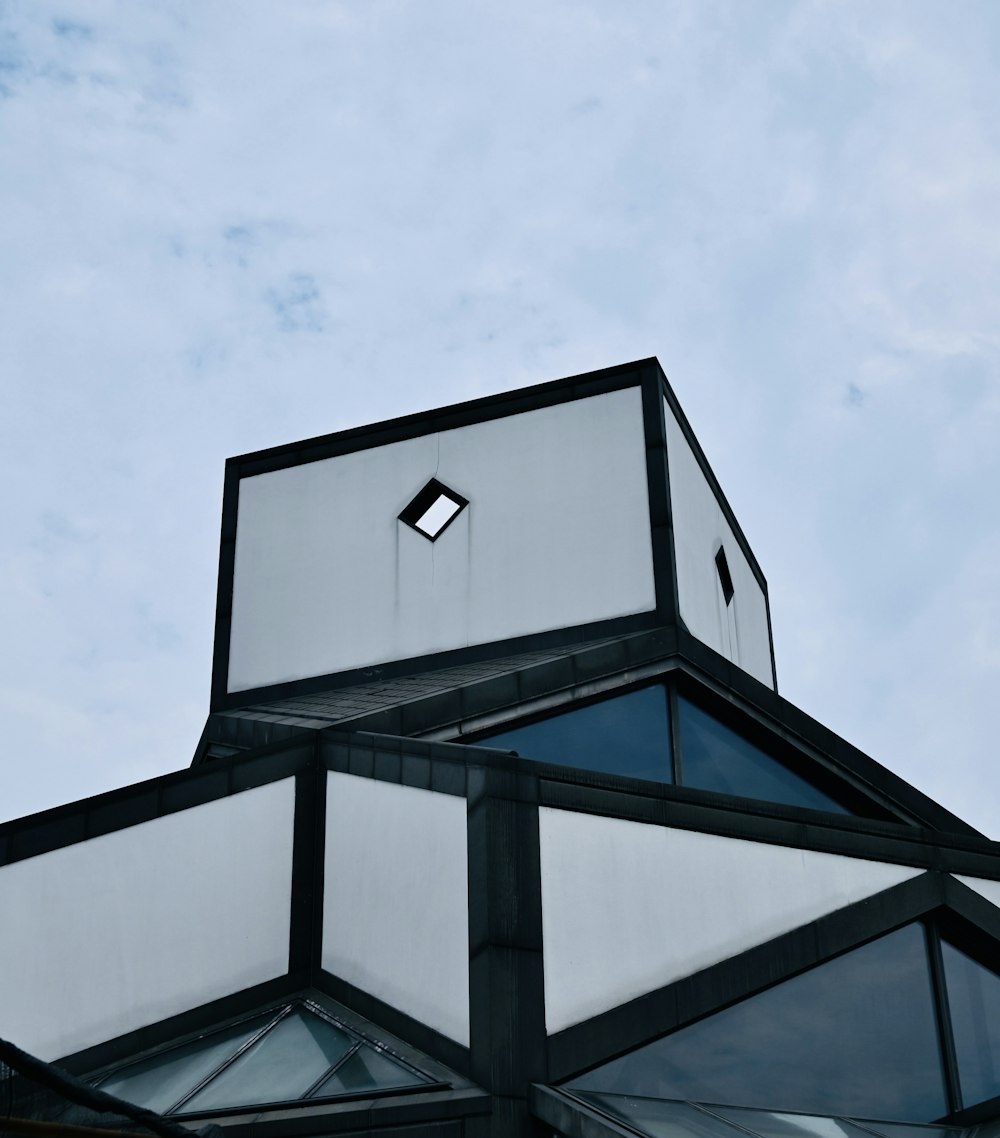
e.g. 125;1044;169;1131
1;1;998;834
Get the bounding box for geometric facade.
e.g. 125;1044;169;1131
2;359;1000;1138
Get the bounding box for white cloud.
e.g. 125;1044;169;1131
1;1;998;831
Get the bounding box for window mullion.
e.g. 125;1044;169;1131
667;682;683;785
167;1006;290;1114
926;922;963;1115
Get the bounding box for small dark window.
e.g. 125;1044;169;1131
715;546;735;605
399;478;469;540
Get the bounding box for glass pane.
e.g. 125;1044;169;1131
576;1092;748;1138
180;1009;354;1112
856;1124;965;1138
568;924;947;1121
312;1046;426;1096
678;697;849;814
475;685;672;783
713;1106;878;1138
941;940;1000;1107
98;1014;274;1114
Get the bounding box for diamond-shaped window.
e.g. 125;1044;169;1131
399;478;469;540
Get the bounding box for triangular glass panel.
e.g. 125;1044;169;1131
93;1001;436;1116
311;1045;426;1097
710;1105;886;1138
568;924;947;1121
96;1013;276;1116
940;940;1000;1108
574;1092;748;1138
677;696;850;814
473;684;673;783
180;1008;354;1112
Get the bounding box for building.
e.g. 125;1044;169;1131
3;358;1000;1138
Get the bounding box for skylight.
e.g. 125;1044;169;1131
94;1002;433;1116
399;478;469;540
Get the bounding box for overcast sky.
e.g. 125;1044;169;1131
2;1;998;834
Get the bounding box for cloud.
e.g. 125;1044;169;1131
1;0;998;833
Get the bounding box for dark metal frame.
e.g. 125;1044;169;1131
398;477;470;541
1;732;995;1138
462;673;875;820
209;358;778;712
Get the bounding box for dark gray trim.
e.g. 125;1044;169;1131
0;737;313;866
214;614;659;714
535;776;1000;875
398;477;470;541
547;871;1000;1082
530;1083;640;1138
926;922;962;1115
209;358;654;711
656;363;768;594
242;623;975;837
289;757;326;978
640;368;680;628
319;970;472;1079
69;987;487;1138
467;785;547;1096
57;972;312;1074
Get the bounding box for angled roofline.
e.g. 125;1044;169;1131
210;357;776;711
545;870;1000;1083
204;624;980;838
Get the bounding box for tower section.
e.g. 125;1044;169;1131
212;358;775;711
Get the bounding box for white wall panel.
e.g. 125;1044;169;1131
228;388;655;692
539;806;921;1033
955;875;1000;910
323;773;469;1046
664;398;774;688
0;779;296;1060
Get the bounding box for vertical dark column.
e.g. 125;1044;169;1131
926;922;963;1115
288;742;326;986
467;765;547;1137
640;363;679;629
210;459;241;712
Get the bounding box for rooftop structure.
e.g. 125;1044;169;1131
2;359;1000;1138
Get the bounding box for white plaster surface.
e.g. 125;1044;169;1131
955;875;1000;910
228;388;655;692
539;806;922;1033
323;772;470;1046
664;397;774;688
0;779;296;1060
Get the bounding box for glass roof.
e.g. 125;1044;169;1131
95;1002;433;1116
566;1093;968;1138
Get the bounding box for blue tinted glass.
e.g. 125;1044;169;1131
181;1009;354;1112
312;1046;426;1096
575;1093;748;1138
475;685;672;783
941;940;1000;1107
713;1106;882;1138
860;1125;965;1138
98;1014;274;1114
678;697;849;814
569;924;947;1121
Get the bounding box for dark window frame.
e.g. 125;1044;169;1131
398;478;469;541
715;546;735;606
464;675;891;821
92;997;441;1118
561;916;1000;1125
